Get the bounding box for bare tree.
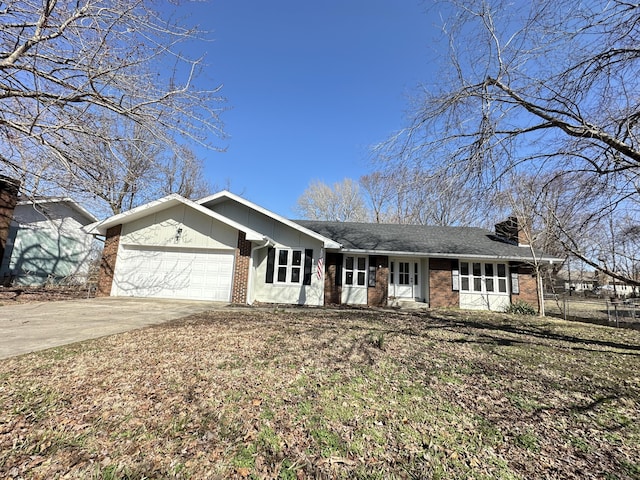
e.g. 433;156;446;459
615;218;640;295
360;171;395;223
295;179;370;222
496;171;585;315
159;146;212;201
361;166;486;226
0;0;224;197
55;118;161;214
379;0;640;282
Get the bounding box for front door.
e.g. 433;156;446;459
390;259;420;299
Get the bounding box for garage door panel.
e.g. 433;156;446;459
113;247;234;301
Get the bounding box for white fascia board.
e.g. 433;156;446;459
185;197;265;241
19;197;99;223
87;193;266;242
197;190;342;249
338;248;562;263
86;194;184;235
82;221;102;236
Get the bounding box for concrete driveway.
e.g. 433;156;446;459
0;297;224;360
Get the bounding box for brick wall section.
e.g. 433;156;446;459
97;224;122;297
512;263;539;309
231;231;251;304
324;252;342;305
518;219;532;246
429;258;459;308
0;176;20;265
495;216;531;246
367;255;388;306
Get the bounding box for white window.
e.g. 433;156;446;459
276;249;303;283
266;248;312;285
345;256;367;286
460;261;508;293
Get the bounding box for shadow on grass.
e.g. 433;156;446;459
423;313;640;354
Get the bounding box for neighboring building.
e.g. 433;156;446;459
0;187;99;286
90;191;561;311
555;270;599;294
554;269;638;297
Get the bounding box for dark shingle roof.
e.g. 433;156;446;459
294;220;558;262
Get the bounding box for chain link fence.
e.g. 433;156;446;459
544;294;640;329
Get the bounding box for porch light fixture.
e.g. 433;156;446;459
175;227;183;243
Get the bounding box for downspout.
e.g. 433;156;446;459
246;236;274;305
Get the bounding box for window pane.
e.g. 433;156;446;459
499;279;507;292
357;271;365;285
485;263;494;277
473;263;481;276
292;250;302;266
277;267;287;282
474;278;482;291
346;257;354;270
278;250;288;266
461;278;469;291
357;257;366;270
497;264;506;277
346;271;354;285
291;268;300;283
460;262;469;275
486;278;494;292
368;266;376;287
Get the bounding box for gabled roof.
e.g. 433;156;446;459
17;196;98;224
198;190;342;249
86;193;266;241
295;220;562;263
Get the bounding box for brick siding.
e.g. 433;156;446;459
97;224;122;296
367;255;388;306
495;216;531;246
231;231;251;304
429;258;459;308
324;252;342;305
0;177;19;266
512;263;539;310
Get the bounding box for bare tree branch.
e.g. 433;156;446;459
0;0;225;199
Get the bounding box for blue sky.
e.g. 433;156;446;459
187;1;439;217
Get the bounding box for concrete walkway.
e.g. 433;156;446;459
0;297;224;360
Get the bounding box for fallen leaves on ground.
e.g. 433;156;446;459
0;308;639;479
0;286;92;304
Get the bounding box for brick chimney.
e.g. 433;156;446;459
495;216;530;246
0;175;20;264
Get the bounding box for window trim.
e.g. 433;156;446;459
459;260;509;294
344;255;368;287
266;248;313;285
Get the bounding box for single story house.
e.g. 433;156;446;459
554;269;638;297
89;190;561;311
0;195;99;286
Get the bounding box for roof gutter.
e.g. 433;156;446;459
335;248;562;264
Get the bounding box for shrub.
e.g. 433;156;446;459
505;300;537;315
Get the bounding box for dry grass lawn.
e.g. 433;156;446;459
1;307;639;479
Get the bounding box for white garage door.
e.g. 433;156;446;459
112;246;235;301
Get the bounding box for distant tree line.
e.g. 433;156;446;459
297;0;640;288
